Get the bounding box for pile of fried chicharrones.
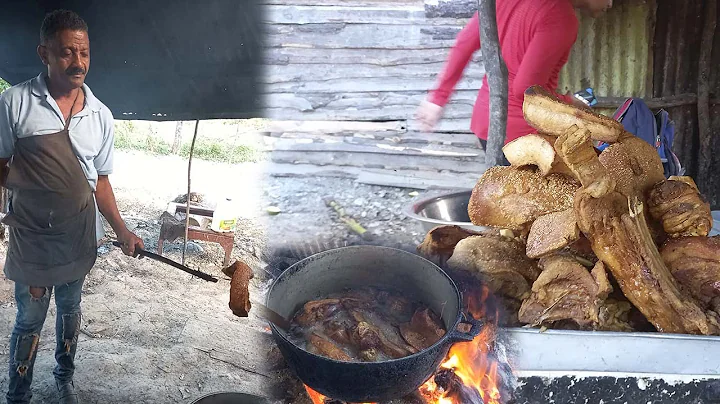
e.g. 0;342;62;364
418;85;720;335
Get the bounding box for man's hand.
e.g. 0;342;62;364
0;158;10;188
117;229;144;257
415;100;444;132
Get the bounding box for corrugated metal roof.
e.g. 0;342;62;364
558;1;653;98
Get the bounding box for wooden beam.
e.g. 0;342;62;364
264;139;483;158
264;91;475;121
267;120;406;133
264;5;467;26
261;0;419;5
262;62;485;84
425;0;477;18
263;75;483;94
477;0;508;167
264;47;483;67
697;0;717;201
269;151;487;173
265;24;461;50
594;94;698;109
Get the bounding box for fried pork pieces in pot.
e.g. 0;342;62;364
289;288;447;362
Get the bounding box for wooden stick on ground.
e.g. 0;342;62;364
478;0;508;167
324;199;367;236
182;120;200;266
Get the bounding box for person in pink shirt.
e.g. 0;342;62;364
417;0;613;149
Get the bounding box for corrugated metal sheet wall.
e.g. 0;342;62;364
556;0;719;207
558;0;653;98
652;0;719;207
653;1;704;98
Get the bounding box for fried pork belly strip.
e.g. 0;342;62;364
525;208;580;259
518;255;611;328
308;332;352;362
648;179;713;238
417;225;483;267
551;123;720;334
447;234;540;300
468;166;579;231
502;133;573;177
661;236;720;308
554;125;615;198
228;261;253;317
575;193;720;335
522;85;625;142
598;133;665;199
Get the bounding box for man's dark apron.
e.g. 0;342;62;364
2;111;97;287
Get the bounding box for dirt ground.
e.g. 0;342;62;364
0;150;431;403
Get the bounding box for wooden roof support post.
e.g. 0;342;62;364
477;0;508;167
697;0;717;205
182;119;200;266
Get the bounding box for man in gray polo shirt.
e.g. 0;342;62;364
0;10;144;404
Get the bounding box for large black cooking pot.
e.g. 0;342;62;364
189;392;269;404
265;245;482;403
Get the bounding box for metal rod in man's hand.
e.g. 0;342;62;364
478;0;509;167
111;241;218;282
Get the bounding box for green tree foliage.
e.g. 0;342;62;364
0;78;9;94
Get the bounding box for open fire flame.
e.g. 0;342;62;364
305;285;504;404
419;284;502;404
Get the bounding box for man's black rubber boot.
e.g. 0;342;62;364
57;381;79;404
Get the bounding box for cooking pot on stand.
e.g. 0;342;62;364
265;245;482;403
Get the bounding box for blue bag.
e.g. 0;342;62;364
597;98;684;177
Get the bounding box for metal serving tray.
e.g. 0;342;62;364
505;328;720;379
406;193;720;378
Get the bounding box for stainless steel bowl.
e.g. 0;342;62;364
404;190;488;233
711;211;719;236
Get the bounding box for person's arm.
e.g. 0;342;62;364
0;97;15;186
511;9;579;105
94;110;143;256
95;175;143;256
428;12;482;107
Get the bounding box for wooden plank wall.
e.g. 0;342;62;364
260;0;487;188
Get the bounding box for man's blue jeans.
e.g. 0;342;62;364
6;277;84;404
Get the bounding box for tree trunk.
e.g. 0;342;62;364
477;0;508;167
172;121;184;154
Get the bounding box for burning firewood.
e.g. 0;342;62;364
433;368;485;404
